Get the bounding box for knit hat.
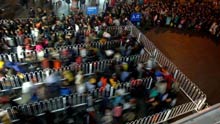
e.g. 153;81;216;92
22;82;34;94
105;50;114;56
89;78;96;84
122;62;128;71
0;61;4;69
63;71;74;82
35;44;43;52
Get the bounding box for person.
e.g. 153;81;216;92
85;78;96;93
112;103;123;124
71;0;78;12
20;0;29;9
101;109;113;124
146;56;156;70
41;55;50;69
75;71;85;94
29;8;35;18
103;0;109;12
17;81;34;104
53;58;62;70
44;72;62;98
44;111;55;124
96;0;99;6
0;109;11;124
80;0;86;11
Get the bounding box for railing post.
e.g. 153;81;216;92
110;87;114;97
138;33;141;43
195;97;206;111
63;97;66;108
130;25;133;36
89;63;92;74
146;78;153;89
153;49;158;60
174;70;179;79
164;109;171;121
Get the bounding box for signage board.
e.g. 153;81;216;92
87;6;98;15
130;13;142;22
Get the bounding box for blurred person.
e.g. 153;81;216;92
161;66;173;91
53;58;62;70
98;76;110;93
122;109;136;123
75;71;85;94
146;56;156;70
44;110;55;124
109;73;119;88
80;0;86;10
31;27;39;42
154;67;164;82
101;109;113;124
120;62;130;82
145;87;161;114
35;43;44;61
0;109;11;124
35;84;47;100
41;55;50;69
75;71;83;85
96;0;99;6
62;70;74;86
113;89;125;107
155;80;167;95
85;95;97;124
18;81;35;104
85;77;96;93
44;72;62;98
17;45;24;61
113;17;120;26
112;103;123;124
29;8;35;18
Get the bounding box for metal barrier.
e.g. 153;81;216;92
126;22;207;123
6;77;153;121
129;24;156;56
0;23;207;123
127;102;196;124
0;26;132;62
152;48;206;111
0;54;150;92
0;25;131;51
0;39;122;63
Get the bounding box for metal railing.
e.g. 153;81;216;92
126;22;207;123
0;25;131;49
0;54;150;92
0;39;122;63
0;25;132;62
0;24;207;124
127;102;196;124
6;77;153;122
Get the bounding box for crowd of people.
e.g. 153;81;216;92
131;0;220;42
0;55;179;124
5;0;218;123
78;0;220;43
0;6;147;83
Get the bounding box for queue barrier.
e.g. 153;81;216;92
5;77;153;121
0;23;207;123
0;25;131;51
0;25;132;62
126;21;207;124
0;54;150;92
127;102;196;124
0;39;122;63
0;39;125;91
